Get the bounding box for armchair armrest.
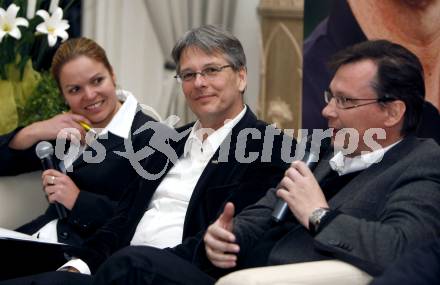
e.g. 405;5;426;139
0;171;47;229
216;260;373;285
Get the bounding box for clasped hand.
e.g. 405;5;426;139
37;113;91;144
276;161;328;229
204;161;329;269
42;169;80;210
8;113;91;150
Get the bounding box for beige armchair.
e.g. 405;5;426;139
216;260;373;285
0;171;47;229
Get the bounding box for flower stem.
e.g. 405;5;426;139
63;0;77;13
35;35;48;69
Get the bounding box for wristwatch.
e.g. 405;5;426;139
308;207;331;234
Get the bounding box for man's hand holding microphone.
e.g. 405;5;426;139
204;155;329;268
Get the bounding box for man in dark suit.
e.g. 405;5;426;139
370;238;440;285
96;40;440;285
202;39;440;280
0;25;295;284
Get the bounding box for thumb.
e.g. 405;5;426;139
219;202;235;230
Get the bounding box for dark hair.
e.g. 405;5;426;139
51;37;113;90
171;25;246;73
329;40;425;135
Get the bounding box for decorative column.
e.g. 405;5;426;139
258;0;304;133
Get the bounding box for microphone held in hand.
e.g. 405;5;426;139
271;150;319;223
35;141;68;220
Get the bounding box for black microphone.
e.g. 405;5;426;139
271;149;320;223
35;141;68;219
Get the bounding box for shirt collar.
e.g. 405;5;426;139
183;105;247;158
329;139;402;175
97;89;138;139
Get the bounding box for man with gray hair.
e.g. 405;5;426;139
76;40;440;285
1;25;296;284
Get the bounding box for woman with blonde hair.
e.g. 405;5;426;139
0;37;155;247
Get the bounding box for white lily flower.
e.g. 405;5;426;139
0;4;29;43
36;7;69;47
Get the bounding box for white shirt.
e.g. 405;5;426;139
130;106;247;247
97;89;138;139
66;106;247;274
32;90;139;243
329;140;402;175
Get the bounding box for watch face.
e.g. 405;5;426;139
310;208;329;225
309;208;330;234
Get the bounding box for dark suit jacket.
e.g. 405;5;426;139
371;238;440;285
0;110;155;246
70;108;295;273
217;136;440;276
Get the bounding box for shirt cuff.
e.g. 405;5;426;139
57;258;91;275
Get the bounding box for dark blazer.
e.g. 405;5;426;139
70;108;295;273
0;110;155;246
371;238;440;285
217;136;440;276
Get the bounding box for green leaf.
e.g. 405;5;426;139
18;72;69;127
0;80;19;135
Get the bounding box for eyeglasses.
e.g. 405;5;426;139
324;90;395;110
174;65;232;83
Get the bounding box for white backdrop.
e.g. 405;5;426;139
82;0;261;124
